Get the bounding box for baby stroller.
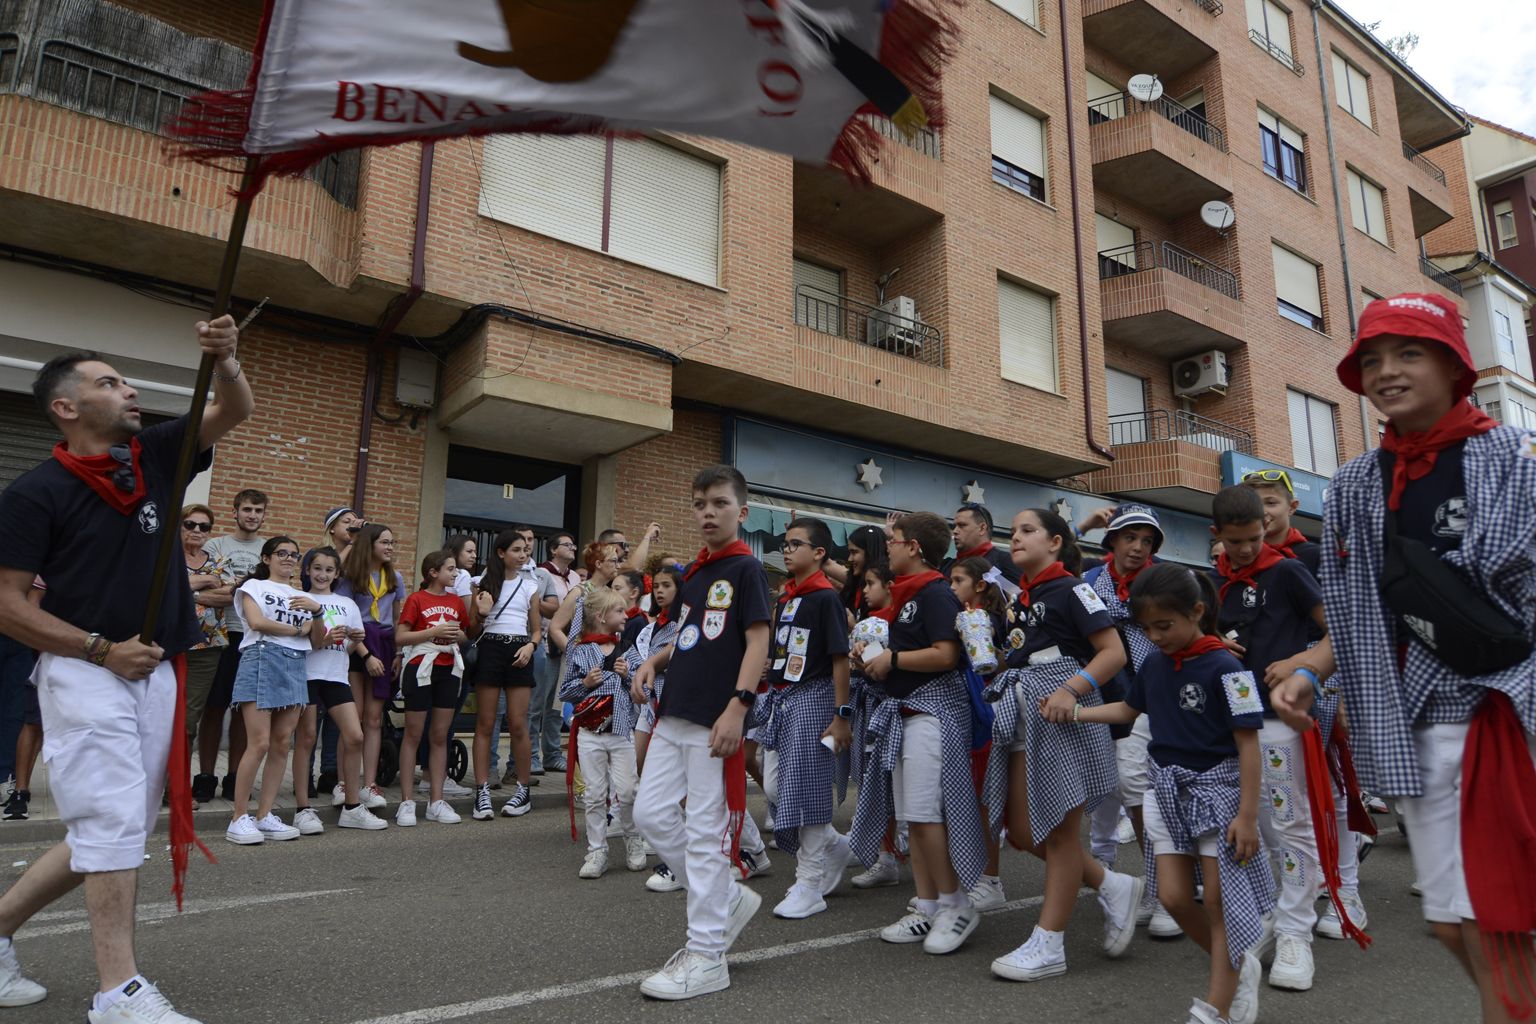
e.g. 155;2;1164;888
375;685;473;788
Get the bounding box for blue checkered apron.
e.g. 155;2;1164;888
1089;568;1157;671
752;676;841;854
848;673;881;802
1322;427;1536;797
850;673;987;888
1144;757;1276;966
559;642;635;741
626;620;678;731
982;659;1117;847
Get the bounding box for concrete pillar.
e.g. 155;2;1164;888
415;411;450;558
580;453;618;544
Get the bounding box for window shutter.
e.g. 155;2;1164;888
1279;120;1304;151
1363;178;1386;242
478;134;606;250
1307;397;1338;475
608;138;721;286
1287;389;1312;470
1272;244;1322;318
998;278;1057;392
1245;0;1265;36
1347;62;1371;126
987;0;1037;25
1332;53;1351;113
1086;72;1120;104
1106;367;1146;417
1346;169;1368;234
1263;0;1292;55
1258;107;1279;134
1095;213;1136;269
793;258;842;335
991;96;1046;179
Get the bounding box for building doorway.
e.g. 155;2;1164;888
441;444;580;571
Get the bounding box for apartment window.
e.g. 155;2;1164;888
1096;213;1137;275
998;277;1058;392
1359;287;1382;325
1086;71;1123;124
793;258;843;336
1346;168;1389;244
1288;389;1339;476
1258;108;1306;193
1494;200;1518;249
1106;367;1148;443
480;134;722;286
1331;53;1373;129
1246;0;1294;59
987;0;1038;27
1272;243;1324;331
991;95;1047;202
1496;309;1516;355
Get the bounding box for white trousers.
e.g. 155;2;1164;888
578;729;636;852
634;717;738;957
762;747;833;888
35;654;176;873
1257;718;1320;939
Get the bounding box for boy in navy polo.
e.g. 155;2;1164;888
631;465;771;1000
1210;485;1332;993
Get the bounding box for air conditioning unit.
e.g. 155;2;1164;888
1172;350;1230;398
866;296;924;352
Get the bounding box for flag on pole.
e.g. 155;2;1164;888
169;0;955;196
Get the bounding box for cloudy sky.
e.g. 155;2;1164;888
1333;0;1536;135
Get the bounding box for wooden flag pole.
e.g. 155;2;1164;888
138;157;260;644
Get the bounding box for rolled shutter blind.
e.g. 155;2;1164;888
990;96;1045;178
1272;244;1322;317
0;392;59;494
998;278;1057;392
479;134;605;250
608;138;721;287
1308;398;1339;475
1095;213;1136;269
1264;0;1292;55
793;258;842;334
1287;389;1313;469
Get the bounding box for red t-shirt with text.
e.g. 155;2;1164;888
399;590;467;667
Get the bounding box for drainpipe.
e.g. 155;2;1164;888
1058;0;1113;462
353;142;435;512
1310;1;1375;449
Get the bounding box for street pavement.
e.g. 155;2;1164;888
0;787;1478;1024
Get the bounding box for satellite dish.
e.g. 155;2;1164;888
1200;200;1235;231
1127;74;1163;103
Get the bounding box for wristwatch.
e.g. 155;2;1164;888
835;704;855;720
733;688;757;708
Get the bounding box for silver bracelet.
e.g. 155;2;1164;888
214;360;242;383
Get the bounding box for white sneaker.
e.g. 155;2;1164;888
923;902;980;955
472;783;494;820
1316;890;1368;940
1268;933;1315;991
293;807;324;835
337;804;388;830
363;784;387;810
967;875;1007;911
739;847;772;878
991;931;1067;981
254;813;300;841
624;833;648;871
852;853;901;889
87;979;202;1023
638;948;729;1001
579;848;609;879
1184;996;1229;1024
331;784;346;807
440;777;473;798
1410;880;1423;897
0;940;46;1007
1097;870;1144;957
224;814;263;846
425;800;461;824
395;800;417;827
1230;951;1261;1024
819;834;853;896
646;863;684;892
1115;813;1137;845
773;882;827;919
879;911;932;944
723;883;762;950
1253;916;1276;963
1149;904;1184;938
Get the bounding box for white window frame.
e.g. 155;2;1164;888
1258;106;1306;193
997;276;1059;393
1331;52;1373;128
1287;388;1339;476
1346;168;1389;245
1495;309;1516;355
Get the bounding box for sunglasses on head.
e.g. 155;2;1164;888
1242;468;1295;495
182;520;212;533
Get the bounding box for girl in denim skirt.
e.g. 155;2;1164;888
225;536;324;846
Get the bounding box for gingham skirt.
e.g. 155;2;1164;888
753;676;841;854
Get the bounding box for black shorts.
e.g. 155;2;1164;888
403;661;460;711
208;634;245;709
308;680;356;710
348;652;369;675
475;635;536;689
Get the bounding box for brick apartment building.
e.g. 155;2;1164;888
0;0;1471;573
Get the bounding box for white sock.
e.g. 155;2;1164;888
915;897;940;917
878;851;898;867
980;873;1000;885
1032;926;1065;953
94;975;148;1012
938;889;968;910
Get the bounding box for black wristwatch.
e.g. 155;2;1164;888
835;704;855;720
733;688;756;708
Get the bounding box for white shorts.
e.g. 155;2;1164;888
35;653;176;873
1118;715;1152;808
1399;723;1536;925
891;712;943;823
1142;787;1221;859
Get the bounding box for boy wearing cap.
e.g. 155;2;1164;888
1274;293;1536;1021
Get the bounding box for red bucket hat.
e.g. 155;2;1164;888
1337;292;1475;399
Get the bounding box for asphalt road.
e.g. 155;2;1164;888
0;789;1477;1023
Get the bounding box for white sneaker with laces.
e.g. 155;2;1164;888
923;903;980;955
293;807;324;835
363;784;387;810
1267;933;1315;991
0;940;46;1007
440;777;473;798
638;949;729;1001
1097;870;1144;957
851;853;901;888
1115;814;1137;845
773;882;828;919
579;848;609;879
739;847;772;878
991;931;1067;981
87;979;202;1024
472;783;494;820
646;864;683;892
723;883;762;950
1184;996;1229;1024
879;911;931;944
1149;904;1184;938
395;800;417;827
1229;951;1261;1024
331;784;346;808
819;834;853;896
1316;890;1368;940
224;814;263;846
254;813;299;841
967;875;1007;911
624;833;648;871
337;804;388;830
426;800;461;824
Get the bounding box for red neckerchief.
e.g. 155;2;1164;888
1019;561;1073;608
1216;546;1286;603
881;569;944;622
625;607;646;623
1103;554;1145;604
954;541;994;562
870;602;898;624
655;604;673;627
781;570;836;602
1273;527;1309;558
683;540;752;582
1381;401;1496;511
1167;635;1228;671
580;632;619;645
52;440;146;514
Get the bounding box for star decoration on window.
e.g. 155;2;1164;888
856;457;884;492
961;480;986;504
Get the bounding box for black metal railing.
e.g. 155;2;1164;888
858;112;942;159
1192;0;1224;13
1420;257;1464;296
794;284;945;367
1249;29;1305;76
1097;240;1240;300
1402;142;1447;187
1109;409;1254;454
1086;93;1227;153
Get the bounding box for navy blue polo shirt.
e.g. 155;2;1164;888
1126;648;1264;771
1211;559;1321;715
1003;574;1114;669
659;553;771;728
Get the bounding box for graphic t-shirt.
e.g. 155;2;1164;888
660;554;772;728
884;578;963;700
234;579;314;652
206;535;266;587
399;590;468;667
1126;648;1264;771
308;593;363;683
1003;574;1113;668
186;552;228;650
769;588;851;685
1212;559;1321;716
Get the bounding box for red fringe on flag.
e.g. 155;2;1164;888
1301;724;1371;950
167;655;216;910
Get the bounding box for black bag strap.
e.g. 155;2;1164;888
474;577;526;645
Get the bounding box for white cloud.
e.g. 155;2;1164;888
1331;0;1536;136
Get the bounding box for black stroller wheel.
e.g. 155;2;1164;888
449;739;468;783
378;738;399;788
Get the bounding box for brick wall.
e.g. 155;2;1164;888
613;409;724;560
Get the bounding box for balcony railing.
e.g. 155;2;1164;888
1097;240;1240;300
1420;257;1464;296
795;284;945;367
857;112;942;159
1192;0;1224;13
1109;409;1255;454
1249;29;1305;77
1087;93;1227;153
1402;142;1448;187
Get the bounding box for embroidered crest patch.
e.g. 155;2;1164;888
1073;583;1107;615
1223;671;1263;716
706;581;734;609
702;609;726;640
677;625;701;651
